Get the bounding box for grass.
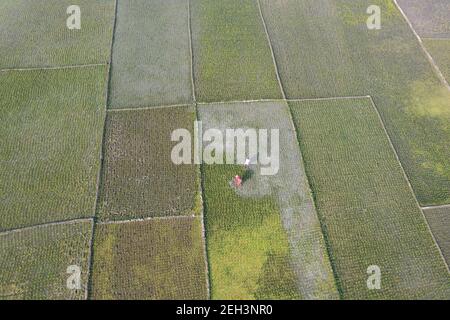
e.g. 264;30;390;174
397;0;450;38
423;206;450;267
190;0;282;102
0;67;107;230
91;217;208;299
290;97;450;299
108;0;193;108
0;0;115;68
199;101;338;299
260;0;450;205
0;220;92;300
97;106;200;221
423;39;450;81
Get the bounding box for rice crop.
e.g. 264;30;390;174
108;0;193;108
0;0;115;68
199;101;338;300
0;66;107;230
91;217;208;299
97;106;200;221
290;97;450;299
0;220;92;300
260;0;450;205
190;0;282;102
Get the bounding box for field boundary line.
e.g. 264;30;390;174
187;0;196;103
188;0;211;300
107;103;194;112
86;0;119;300
287;95;371;102
197;98;285;106
421;37;450;41
422;204;450;211
0;63;107;72
97;214;197;225
257;0;286;99
0;218;93;236
368;96;450;273
257;1;343;298
393;0;450;91
107;96;376;112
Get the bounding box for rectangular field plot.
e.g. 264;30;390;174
290;98;450;299
191;0;282;102
199;101;338;300
423;39;450;81
0;0;115;68
0;67;107;230
91;217;208;299
261;0;450;205
397;0;450;38
108;0;193;108
423;206;450;267
0;220;92;300
97;106;200;221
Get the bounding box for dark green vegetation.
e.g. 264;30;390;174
91;217;207;299
397;0;450;38
261;0;450;205
424;39;450;81
0;67;107;230
423;206;450;267
97;106;200;221
0;0;115;68
191;0;282;102
108;0;193;108
0;220;92;299
290;98;450;299
199;102;337;299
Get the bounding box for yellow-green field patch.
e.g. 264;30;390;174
91;217;208;299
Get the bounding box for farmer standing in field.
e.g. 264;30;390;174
233;158;251;188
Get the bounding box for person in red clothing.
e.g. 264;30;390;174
233;175;242;187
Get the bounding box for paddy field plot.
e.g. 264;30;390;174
199;101;338;300
191;0;282;102
290;97;450;299
91;217;207;300
97;106;200;221
0;0;115;68
423;39;450;82
423;206;450;267
261;0;450;205
0;220;92;300
0;67;107;230
396;0;450;38
108;0;193;108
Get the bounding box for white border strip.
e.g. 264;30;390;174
0;63;106;72
0;218;93;236
422;204;450;211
